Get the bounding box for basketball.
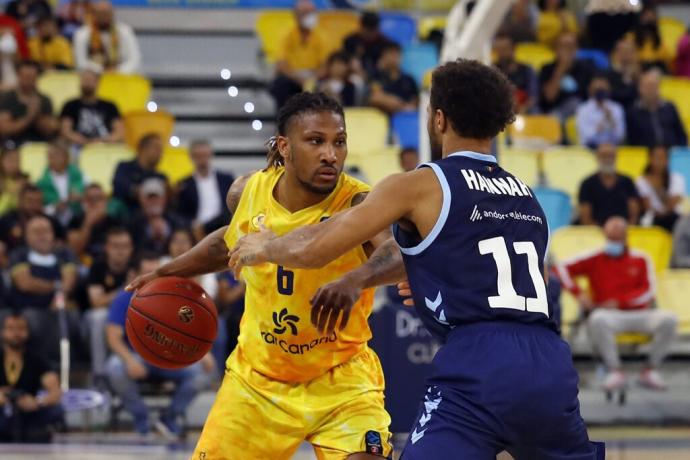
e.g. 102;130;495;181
126;277;218;370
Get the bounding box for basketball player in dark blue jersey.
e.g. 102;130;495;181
230;59;604;460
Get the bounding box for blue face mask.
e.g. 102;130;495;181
604;241;625;257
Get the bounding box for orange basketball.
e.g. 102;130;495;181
126;277;218;369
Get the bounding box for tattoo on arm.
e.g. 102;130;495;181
208;235;229;262
358;238;406;288
226;174;253;214
351;192;368;207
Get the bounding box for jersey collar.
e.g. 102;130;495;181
447;151;497;163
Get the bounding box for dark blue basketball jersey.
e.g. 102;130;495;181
393;151;559;341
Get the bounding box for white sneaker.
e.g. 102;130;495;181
603;370;627;391
639;368;667;391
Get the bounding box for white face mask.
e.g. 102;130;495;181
0;32;17;55
300;12;318;30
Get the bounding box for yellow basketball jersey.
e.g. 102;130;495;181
224;167;375;383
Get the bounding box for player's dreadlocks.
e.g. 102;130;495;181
266;92;344;169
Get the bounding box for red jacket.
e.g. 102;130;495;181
557;248;655;310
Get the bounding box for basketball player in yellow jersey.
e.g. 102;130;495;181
127;93;406;460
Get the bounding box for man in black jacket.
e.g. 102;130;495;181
175;140;234;238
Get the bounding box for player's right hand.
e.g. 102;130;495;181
397;281;414;307
126;359;148;380
125;271;158;292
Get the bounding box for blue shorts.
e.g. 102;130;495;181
401;322;604;460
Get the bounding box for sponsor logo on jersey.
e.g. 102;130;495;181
251;213;266;230
365;431;383;455
470;205;483;222
261;309;337;355
469;206;543;225
272;308;299;335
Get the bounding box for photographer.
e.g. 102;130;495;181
0;312;63;442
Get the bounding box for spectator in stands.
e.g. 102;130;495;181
86;226;132;382
60;69;123;147
67;183;123;260
671;214;690;268
105;253;214;438
578;143;640;226
73;0;141;74
539;32;595;120
316;52;358;107
607;38;641;110
494;33;538;114
636;145;686;231
630;6;672;73
163;228;218;302
57;0;90;39
0;313;63;443
8;215;79;362
500;0;538;43
343;11;392;78
0;12;29;61
0;184;64;252
0;145;28;215
112;133;166;209
5;0;51;36
36;140;84;226
558;216;677;391
0;60;58;145
368;42;418;115
585;0;642;54
536;0;578;49
29;15;74;71
626;68;687;147
269;0;327;109
576;75;626;148
675;27;690;78
399;147;418;172
128;177;185;254
176;140;233;240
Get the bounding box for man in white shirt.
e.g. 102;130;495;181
175;140;235;238
72;0;141;74
576;75;626;148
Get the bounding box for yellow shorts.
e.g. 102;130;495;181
192;346;393;460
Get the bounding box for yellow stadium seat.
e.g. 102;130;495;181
628;226;673;273
316;11;360;56
381;0;455;11
508;115;562;148
423;69;433;89
660;77;690;134
255;10;295;64
542;146;597;201
97;73;151;115
616;332;651;346
616;146;648;179
515;42;555;70
498;147;540;187
344;108;389;156
123;110;175;150
419;16;447;40
37;71;80;115
157;146;194;185
657;270;690;335
565;116;578;145
79;143;134;195
348;146;402;186
659;16;686;59
19;143;49;183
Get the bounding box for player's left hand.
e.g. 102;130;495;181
228;225;276;277
310;276;362;335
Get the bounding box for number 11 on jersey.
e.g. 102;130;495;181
478;236;549;316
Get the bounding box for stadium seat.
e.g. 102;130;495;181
418;16;446;40
423;69;433;89
550;225;605;262
157;146;194;185
401;43;439;87
659;77;690;134
533;187;573;232
19;142;48;183
515;42;554;70
577;49;609;70
628;226;673;273
316;11;359;56
508;115;562;148
659;16;686;59
565;116;578;145
254;10;294;64
498;147;540;187
37;71;80;115
657;270;690;335
542;146;597;202
616;146;648;179
123;110;175;150
670;147;690;194
344;108;389;156
97;73;152;115
379;12;417;47
79;143;134;195
391;111;419;150
347;146;401;186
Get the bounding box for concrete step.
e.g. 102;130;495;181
151;87;274;119
174;119;275;155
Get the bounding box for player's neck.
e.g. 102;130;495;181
442;136;493;158
3;345;23;360
275;173;330;212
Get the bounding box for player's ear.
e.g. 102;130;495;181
276;136;290;162
436;109;448;134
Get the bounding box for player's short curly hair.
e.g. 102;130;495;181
266;92;344;169
430;59;515;140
